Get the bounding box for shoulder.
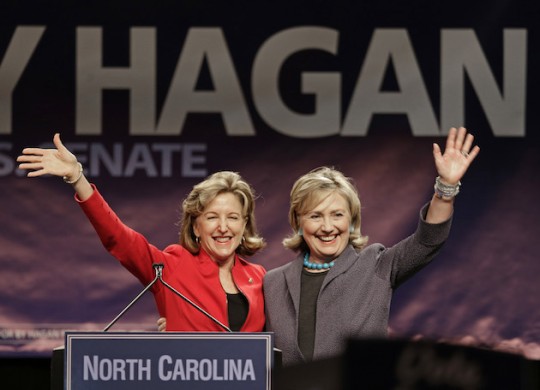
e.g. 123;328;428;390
264;260;296;282
237;256;267;276
163;243;190;256
360;243;386;257
343;243;385;262
161;244;197;270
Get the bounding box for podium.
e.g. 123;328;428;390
52;332;277;390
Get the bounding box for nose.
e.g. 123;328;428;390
218;217;228;232
321;216;333;231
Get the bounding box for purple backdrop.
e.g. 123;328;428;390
1;0;539;357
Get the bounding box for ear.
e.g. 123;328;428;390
193;219;200;237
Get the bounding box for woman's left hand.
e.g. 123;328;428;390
157;317;167;332
433;127;480;185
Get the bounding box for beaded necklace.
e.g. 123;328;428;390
303;252;335;270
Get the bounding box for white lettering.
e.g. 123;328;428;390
82;142;205;178
83;355;99;380
0;26;45;134
181;143;207;177
139;359;151;380
214;358;224;380
342;29;439;136
199;359;212;381
83;355;151;381
243;359;256;381
112;359;126;380
440;29;527;136
151;143;182;177
76;27;156;135
99;358;112;380
253;27;341;138
158;355;173;381
2;142;207;178
157;356;256;381
157;28;255;136
124;143;158;176
3;25;528;138
186;359;199;380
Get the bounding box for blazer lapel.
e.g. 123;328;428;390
321;245;358;289
282;255;304;315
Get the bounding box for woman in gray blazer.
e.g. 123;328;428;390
263;127;480;366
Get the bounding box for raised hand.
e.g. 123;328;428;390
17;133;80;180
433;127;480;185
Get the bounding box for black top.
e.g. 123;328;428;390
298;269;328;361
227;292;249;331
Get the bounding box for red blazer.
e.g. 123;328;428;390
77;186;266;332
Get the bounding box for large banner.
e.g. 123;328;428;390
1;1;539;357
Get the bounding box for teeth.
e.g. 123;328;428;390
319;235;336;242
214;237;231;243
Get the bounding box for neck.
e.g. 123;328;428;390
303;252;335;271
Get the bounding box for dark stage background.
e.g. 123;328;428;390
1;1;539;375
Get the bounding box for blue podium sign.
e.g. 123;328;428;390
65;332;273;390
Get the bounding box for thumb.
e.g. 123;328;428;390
432;143;442;162
53;133;67;152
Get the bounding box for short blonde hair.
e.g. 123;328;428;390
180;171;265;256
283;167;368;252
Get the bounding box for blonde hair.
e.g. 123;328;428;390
283;167;368;253
180;171;265;256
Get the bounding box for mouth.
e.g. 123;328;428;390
213;236;234;243
317;234;338;243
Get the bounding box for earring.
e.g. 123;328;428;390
298;228;303;237
195;236;200;244
349;225;354;233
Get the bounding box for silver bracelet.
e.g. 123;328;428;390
63;162;83;184
434;176;460;199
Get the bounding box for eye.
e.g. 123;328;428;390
309;214;321;220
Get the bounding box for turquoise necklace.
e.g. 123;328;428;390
303;252;335;270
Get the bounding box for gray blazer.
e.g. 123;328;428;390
263;204;452;366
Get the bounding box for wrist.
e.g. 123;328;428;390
434;176;460;200
63;162;83;184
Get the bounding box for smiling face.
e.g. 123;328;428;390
193;192;247;265
300;191;351;263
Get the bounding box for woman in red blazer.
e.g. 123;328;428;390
17;134;267;332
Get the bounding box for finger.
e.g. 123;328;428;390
445;127;457;151
454;127;466;150
433;143;441;156
466;145;480;162
18;162;43;170
432;143;443;164
20;147;45;156
17;154;46;163
26;168;48;177
461;133;474;153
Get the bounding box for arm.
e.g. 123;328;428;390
18;133;162;285
17;133;94;200
426;127;480;223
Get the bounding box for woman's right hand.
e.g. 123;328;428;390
17;133;80;180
